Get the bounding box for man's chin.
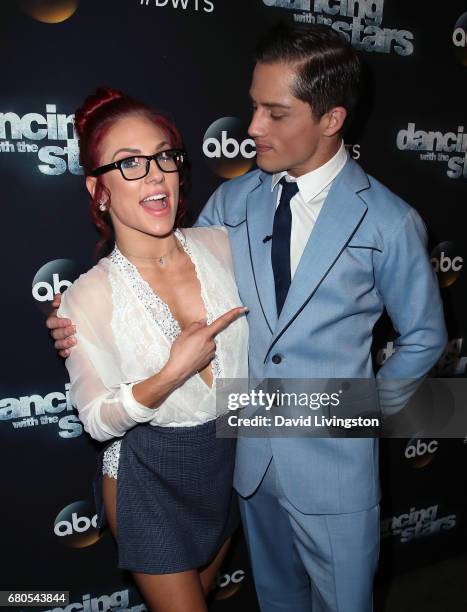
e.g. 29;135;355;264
255;156;285;175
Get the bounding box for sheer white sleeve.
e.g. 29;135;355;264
191;226;235;272
58;262;155;442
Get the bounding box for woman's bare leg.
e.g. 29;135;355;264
133;571;207;612
199;537;231;594
134;537;232;610
102;475;118;537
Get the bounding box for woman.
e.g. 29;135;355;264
56;88;249;612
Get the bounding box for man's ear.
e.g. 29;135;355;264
321;106;347;137
86;176;97;199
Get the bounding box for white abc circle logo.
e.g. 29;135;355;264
453;12;467;66
430;242;463;288
203;117;256;178
32;259;79;314
431;253;463;273
404;439;438;468
215;569;245;600
204;131;256;159
54;500;102;548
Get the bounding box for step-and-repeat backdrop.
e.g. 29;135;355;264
2;1;466;609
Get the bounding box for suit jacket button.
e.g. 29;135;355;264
272;354;282;364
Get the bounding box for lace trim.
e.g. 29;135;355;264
109;229;221;380
102;440;121;479
181;232;222;380
109;242;180;342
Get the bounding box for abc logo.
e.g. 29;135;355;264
430;242;463;288
203;117;256;178
215;569;245;600
453;12;467;66
54;500;102;548
404;439;438;469
32;259;79;314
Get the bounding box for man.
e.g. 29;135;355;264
49;23;446;612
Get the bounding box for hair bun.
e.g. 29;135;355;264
74;87;124;138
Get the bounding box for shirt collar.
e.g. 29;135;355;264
271;140;348;202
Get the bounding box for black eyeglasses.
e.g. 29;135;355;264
90;149;186;181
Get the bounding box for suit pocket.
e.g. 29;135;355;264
347;244;382;253
224;218;246;228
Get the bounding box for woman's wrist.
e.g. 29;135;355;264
132;365;185;409
158;361;187;391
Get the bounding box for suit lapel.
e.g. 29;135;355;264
270;160;370;350
246;174;278;333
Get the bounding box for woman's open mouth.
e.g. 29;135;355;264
140;193;170;216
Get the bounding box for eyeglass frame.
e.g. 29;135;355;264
89;148;187;181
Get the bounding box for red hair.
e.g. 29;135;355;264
74;87;187;255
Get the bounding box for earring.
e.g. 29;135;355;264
98;201;107;212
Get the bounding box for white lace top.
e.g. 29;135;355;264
58;227;249;441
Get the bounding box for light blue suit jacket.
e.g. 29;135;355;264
197;157;447;514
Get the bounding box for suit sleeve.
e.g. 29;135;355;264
195;182;226;227
374;208;448;414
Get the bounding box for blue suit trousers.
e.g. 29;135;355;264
239;457;380;612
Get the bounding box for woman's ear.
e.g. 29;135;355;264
86;175;97;199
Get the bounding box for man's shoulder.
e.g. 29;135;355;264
365;174;412;216
215;168;265;198
345;159;416;228
203;169;268;225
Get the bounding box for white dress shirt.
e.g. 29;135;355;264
272;140;348;278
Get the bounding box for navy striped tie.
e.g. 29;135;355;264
271;177;299;316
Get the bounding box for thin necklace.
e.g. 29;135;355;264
118;238;181;267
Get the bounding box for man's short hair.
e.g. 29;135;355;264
256;22;361;122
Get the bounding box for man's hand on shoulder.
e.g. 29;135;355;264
45;293;77;358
